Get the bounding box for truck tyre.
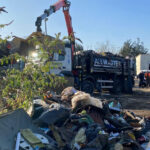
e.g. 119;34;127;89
124;77;133;93
110;79;122;94
81;80;94;94
127;76;133;93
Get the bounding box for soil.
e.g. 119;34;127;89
66;77;150;117
101;79;150;117
119;88;150;117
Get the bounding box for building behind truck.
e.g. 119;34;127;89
136;54;150;75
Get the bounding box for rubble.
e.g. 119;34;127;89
0;87;150;149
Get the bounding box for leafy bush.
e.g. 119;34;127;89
0;8;67;113
0;34;67;113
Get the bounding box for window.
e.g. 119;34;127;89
149;64;150;70
50;53;65;61
58;54;65;61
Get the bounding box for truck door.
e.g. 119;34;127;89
50;46;72;75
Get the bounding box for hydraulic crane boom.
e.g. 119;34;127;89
35;0;75;59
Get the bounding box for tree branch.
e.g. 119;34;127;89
0;7;8;13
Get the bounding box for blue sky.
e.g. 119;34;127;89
0;0;150;51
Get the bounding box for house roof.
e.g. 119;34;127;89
10;32;63;56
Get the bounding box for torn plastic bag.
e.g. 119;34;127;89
104;115;132;131
124;111;143;128
50;125;66;148
33;99;49;108
119;132;144;150
71;110;94;126
87;134;108;150
71;91;103;111
74;128;86;144
141;141;150;150
146;131;150;140
67;111;94;128
61;87;78;102
34;103;70;127
124;111;136;120
85;123;104;143
32;99;49;120
78;110;94;125
58;127;75;145
141;119;150;135
44;91;61;104
109;132;120;141
114;143;123;150
72;128;86;150
108;101;121;112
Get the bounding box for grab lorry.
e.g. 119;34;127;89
73;51;135;94
35;0;135;94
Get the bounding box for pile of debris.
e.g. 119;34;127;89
1;87;150;150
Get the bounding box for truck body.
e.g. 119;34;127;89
49;48;135;94
73;50;135;94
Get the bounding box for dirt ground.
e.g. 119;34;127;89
101;79;150;117
65;77;150;117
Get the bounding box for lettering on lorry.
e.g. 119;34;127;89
94;58;121;68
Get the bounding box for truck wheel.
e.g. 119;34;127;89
115;81;122;94
81;80;94;94
110;79;122;94
127;76;133;93
124;76;133;93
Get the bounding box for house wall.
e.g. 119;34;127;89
136;54;150;75
136;55;141;75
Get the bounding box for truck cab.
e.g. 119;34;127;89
49;44;72;76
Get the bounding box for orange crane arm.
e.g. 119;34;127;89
35;0;75;58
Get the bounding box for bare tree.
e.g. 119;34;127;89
75;42;83;51
0;7;8;13
0;7;13;30
95;41;118;54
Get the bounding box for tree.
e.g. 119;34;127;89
0;35;66;113
0;7;7;13
95;41;118;54
75;43;83;51
0;8;66;113
119;38;148;58
0;7;13;29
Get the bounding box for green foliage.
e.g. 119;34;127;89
0;24;6;29
1;65;65;111
119;38;148;58
0;33;67;113
95;41;118;54
28;32;66;62
0;8;68;113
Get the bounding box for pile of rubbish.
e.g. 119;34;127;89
1;87;150;150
